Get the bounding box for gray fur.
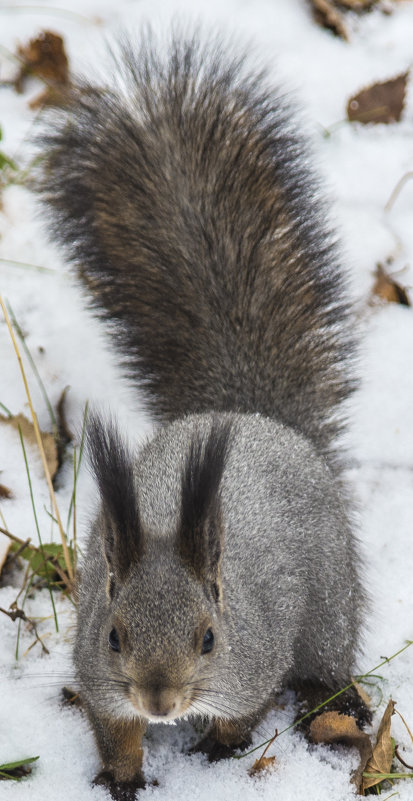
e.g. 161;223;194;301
36;30;365;797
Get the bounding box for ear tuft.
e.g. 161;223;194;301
87;412;142;581
178;419;232;587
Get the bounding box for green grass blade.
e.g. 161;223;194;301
0;756;39;771
18;425;58;634
0;755;40;781
0;401;13;417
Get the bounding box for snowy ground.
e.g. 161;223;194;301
1;0;413;799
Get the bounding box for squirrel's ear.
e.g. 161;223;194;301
87;413;143;589
178;421;231;599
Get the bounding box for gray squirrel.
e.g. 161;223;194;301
36;30;368;801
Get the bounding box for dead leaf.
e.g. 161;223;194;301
16;31;69;92
347;72;409;124
249;755;277;776
310;0;349;39
310;710;372;790
0;484;13;500
29;85;69;111
361;698;396;793
248;729;278;777
0;414;58;480
371;264;410;306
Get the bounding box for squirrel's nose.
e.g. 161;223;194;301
142;685;177;718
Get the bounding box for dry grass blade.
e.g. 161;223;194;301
385;172;413;212
0;295;74;583
395;709;413;769
395;709;413;745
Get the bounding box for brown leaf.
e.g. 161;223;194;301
0;484;13;500
310;0;349;39
372;264;410;306
310;710;372;790
14;31;69;94
29;85;69;111
0;413;58;480
249;754;277;776
347;72;409;124
361;698;396;793
248;729;278;777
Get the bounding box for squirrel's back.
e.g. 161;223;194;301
37;31;354;460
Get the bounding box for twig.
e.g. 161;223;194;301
249;729;278;774
5;537;32;566
395;746;413;770
0;604;50;655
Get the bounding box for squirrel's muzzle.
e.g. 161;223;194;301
142;684;177;718
129;675;191;722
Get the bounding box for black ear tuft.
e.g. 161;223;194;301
87;412;143;581
178;419;232;587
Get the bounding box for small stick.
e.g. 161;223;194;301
5;537;32;565
252;729;278;771
0;605;50;655
395;746;413;770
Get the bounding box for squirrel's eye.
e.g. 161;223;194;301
109;628;120;652
201;628;214;654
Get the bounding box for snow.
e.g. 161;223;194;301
1;1;413;799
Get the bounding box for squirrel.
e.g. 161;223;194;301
36;30;368;801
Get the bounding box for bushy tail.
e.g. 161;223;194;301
36;31;355;460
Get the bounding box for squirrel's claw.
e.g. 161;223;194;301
93;770;146;801
190;734;252;762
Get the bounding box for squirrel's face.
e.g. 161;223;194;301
86;415;233;722
101;547;227;723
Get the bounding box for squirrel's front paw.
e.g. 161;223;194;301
93;770;146;801
191;734;251;762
